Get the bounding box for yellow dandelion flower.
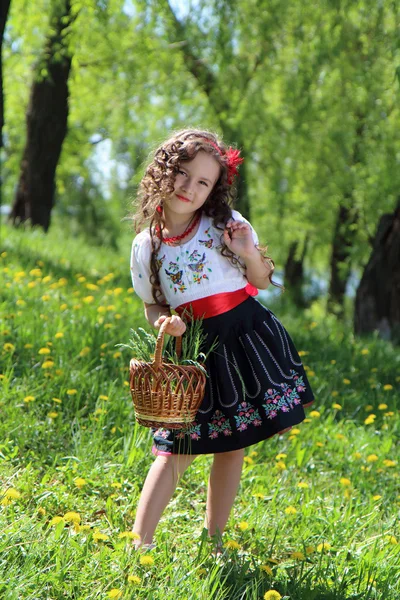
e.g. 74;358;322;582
60;303;67;311
128;575;141;584
86;283;99;291
1;252;7;258
383;459;396;467
297;482;309;489
317;542;331;552
298;350;308;357
365;405;374;412
139;555;155;565
275;453;287;460
49;516;65;526
336;433;346;440
332;403;342;410
316;442;324;447
264;591;282;600
378;403;388;410
384;411;394;417
111;482;122;489
260;565;273;575
306;546;315;554
67;389;77;395
99;395;109;400
243;456;254;465
385;535;398;545
113;351;122;359
93;532;108;542
79;347;90;357
253;493;265;499
309;410;320;418
118;531;140;539
63;511;81;524
54;332;64;339
291;428;301;435
123;381;129;387
343;378;351;385
47;411;58;419
224;540;241;550
24;396;35;403
250;451;258;457
372;495;382;501
285;506;297;515
74;477;87;488
290;551;305;560
340;478;351;487
276;461;286;471
3;488;21;500
113;287;123;296
53;397;62;404
107;589;122;599
42;361;54;369
364;415;376;425
383;384;393;391
41;294;51;301
331;359;336;364
238;521;249;531
111;426;117;434
83;296;94;304
367;454;378;463
3;343;15;352
361;348;369;355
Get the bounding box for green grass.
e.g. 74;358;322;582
0;222;399;600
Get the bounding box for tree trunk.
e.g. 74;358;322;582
327;199;358;315
354;201;400;341
0;0;11;149
284;238;308;307
9;0;72;231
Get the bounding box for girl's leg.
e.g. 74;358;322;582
204;448;245;538
133;453;197;545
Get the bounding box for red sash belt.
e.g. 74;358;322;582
175;283;258;320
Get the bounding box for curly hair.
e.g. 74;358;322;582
131;128;279;306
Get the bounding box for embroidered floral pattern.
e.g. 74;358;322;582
155;254;166;271
199;239;214;249
164;257;186;293
153;428;169;439
234;401;263;432
208;410;232;439
176;422;202;441
187;251;210;284
262;376;304;420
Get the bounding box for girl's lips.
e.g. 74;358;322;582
176;194;190;203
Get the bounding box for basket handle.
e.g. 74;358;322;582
154;316;182;368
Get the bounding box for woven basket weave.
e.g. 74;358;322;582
129;317;206;429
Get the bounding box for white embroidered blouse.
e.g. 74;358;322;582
130;209;259;310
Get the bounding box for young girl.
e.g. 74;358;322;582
130;128;315;550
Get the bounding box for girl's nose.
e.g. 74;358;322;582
182;178;195;195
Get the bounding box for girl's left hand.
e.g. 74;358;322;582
223;220;257;259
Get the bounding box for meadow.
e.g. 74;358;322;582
0;223;399;600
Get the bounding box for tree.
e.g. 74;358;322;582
9;0;73;230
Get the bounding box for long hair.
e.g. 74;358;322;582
131;128;278;306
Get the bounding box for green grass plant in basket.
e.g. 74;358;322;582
124;317;217;429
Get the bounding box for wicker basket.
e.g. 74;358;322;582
129;317;207;429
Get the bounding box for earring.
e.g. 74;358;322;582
156;204;163;214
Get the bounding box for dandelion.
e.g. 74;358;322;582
365;405;374;412
24;396;35;403
378;403;388;410
260;565;273;575
343;378;351;385
336;433;346;440
128;575;141;584
60;303;68;311
316;442;324;447
317;542;331;552
385;536;398;545
243;456;254;465
55;332;64;339
67;389;77;395
307;370;315;377
107;589;122;599
74;477;87;489
275;453;287;460
238;521;249;531
83;296;94;304
361;348;370;355
3;343;15;352
285;506;297;515
264;591;282;600
364;415;376;425
93;532;109;542
383;459;396;467
309;410;320;418
38;347;51;355
290;551;305;560
41;295;51;301
383;384;393;391
306;546;315;554
113;351;122;359
99;395;109;401
372;495;382;501
384;411;394;417
42;361;54;369
2;488;21;504
224;540;241;550
111;482;122;489
79;347;90;357
291;428;301;435
49;516;65;526
119;531;140;539
276;461;286;471
333;403;342;410
331;359;336;364
47;412;58;419
139;555;155;566
297;482;309;489
86;283;99;291
64;511;81;524
253;493;265;499
340;478;351;487
367;454;378;463
53;397;62;404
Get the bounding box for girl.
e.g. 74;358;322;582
130;128;315;550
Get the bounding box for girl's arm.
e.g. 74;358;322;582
144;303;186;336
242;249;272;290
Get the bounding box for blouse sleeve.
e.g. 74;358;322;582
231;209;260;246
130;232;156;304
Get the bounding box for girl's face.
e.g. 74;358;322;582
165;150;221;218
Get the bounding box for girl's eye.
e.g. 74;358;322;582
178;169;186;176
199;181;208;186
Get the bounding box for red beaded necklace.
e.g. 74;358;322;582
156;211;201;245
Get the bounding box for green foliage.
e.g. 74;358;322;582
0;224;399;599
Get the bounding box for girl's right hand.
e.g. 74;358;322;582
155;314;186;337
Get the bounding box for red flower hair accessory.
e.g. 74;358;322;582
225;147;244;185
199;138;244;185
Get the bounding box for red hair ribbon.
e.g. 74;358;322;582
200;138;244;185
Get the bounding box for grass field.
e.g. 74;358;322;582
1;223;399;600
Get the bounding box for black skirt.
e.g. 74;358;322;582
152;297;315;455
